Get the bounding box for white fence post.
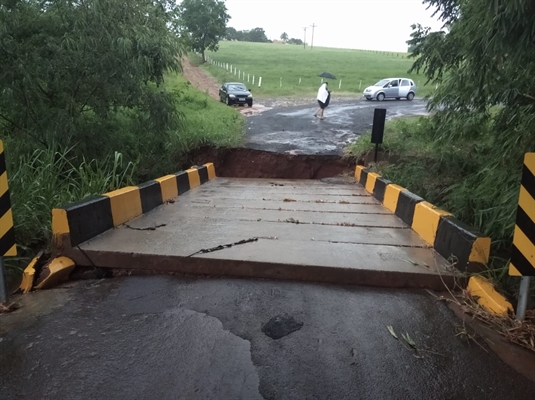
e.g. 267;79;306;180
339;79;342;89
299;78;301;85
280;77;282;88
248;74;250;83
359;80;362;89
252;75;255;85
258;77;262;87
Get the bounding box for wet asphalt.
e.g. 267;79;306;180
245;98;428;155
1;276;535;400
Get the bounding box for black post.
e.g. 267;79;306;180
374;143;379;163
371;108;386;163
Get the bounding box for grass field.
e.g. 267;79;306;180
203;41;432;97
164;73;245;156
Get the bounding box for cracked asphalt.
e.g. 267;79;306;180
2;276;534;400
245;98;429;155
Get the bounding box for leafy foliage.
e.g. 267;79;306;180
179;0;230;61
0;0;185;162
287;38;304;45
225;26;270;43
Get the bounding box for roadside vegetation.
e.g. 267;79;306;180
203;41;433;97
1;1;243;272
347;0;535;297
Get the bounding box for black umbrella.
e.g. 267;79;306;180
318;72;336;79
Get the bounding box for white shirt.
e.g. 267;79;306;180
317;83;329;103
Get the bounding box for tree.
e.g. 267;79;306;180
226;27;238;40
247;27;269;43
280;32;288;42
287;38;304;45
179;0;230;62
405;0;535;249
0;0;185;154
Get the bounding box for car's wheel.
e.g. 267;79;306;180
376;93;385;101
365;98;372;101
247;100;253;107
396;97;400;100
407;92;415;101
226;96;232;106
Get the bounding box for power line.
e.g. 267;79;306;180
302;27;307;49
310;23;317;49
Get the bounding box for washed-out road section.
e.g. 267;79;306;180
245;98;428;155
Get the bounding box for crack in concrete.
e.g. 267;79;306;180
197;190;368;197
203;206;389;215
187;237;259;257
311;239;429;249
191;215;411;229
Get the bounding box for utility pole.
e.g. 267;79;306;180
310;23;317;49
302;27;307;49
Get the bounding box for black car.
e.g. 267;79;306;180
219;82;253;107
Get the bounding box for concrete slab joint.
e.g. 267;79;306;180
355;165;491;273
51;163;216;252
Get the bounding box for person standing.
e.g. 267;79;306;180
314;82;330;120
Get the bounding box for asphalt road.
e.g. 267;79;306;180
1;276;534;400
245;98;428;155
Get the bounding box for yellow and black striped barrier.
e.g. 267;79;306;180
0;140;17;257
510;153;535;277
53;163;216;251
355;165;491;272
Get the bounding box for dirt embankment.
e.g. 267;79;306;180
181;57;220;100
188;146;355;179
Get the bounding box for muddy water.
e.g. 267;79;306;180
244;99;429;156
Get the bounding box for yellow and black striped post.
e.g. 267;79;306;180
0;140;17;303
509;152;535;319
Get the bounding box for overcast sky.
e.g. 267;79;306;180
224;0;444;52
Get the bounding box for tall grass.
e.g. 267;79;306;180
4;140;134;271
203;41;433;97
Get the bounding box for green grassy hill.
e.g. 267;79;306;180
203;41;432;97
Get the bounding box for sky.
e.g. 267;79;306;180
223;0;444;52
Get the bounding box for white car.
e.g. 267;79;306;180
363;78;416;101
